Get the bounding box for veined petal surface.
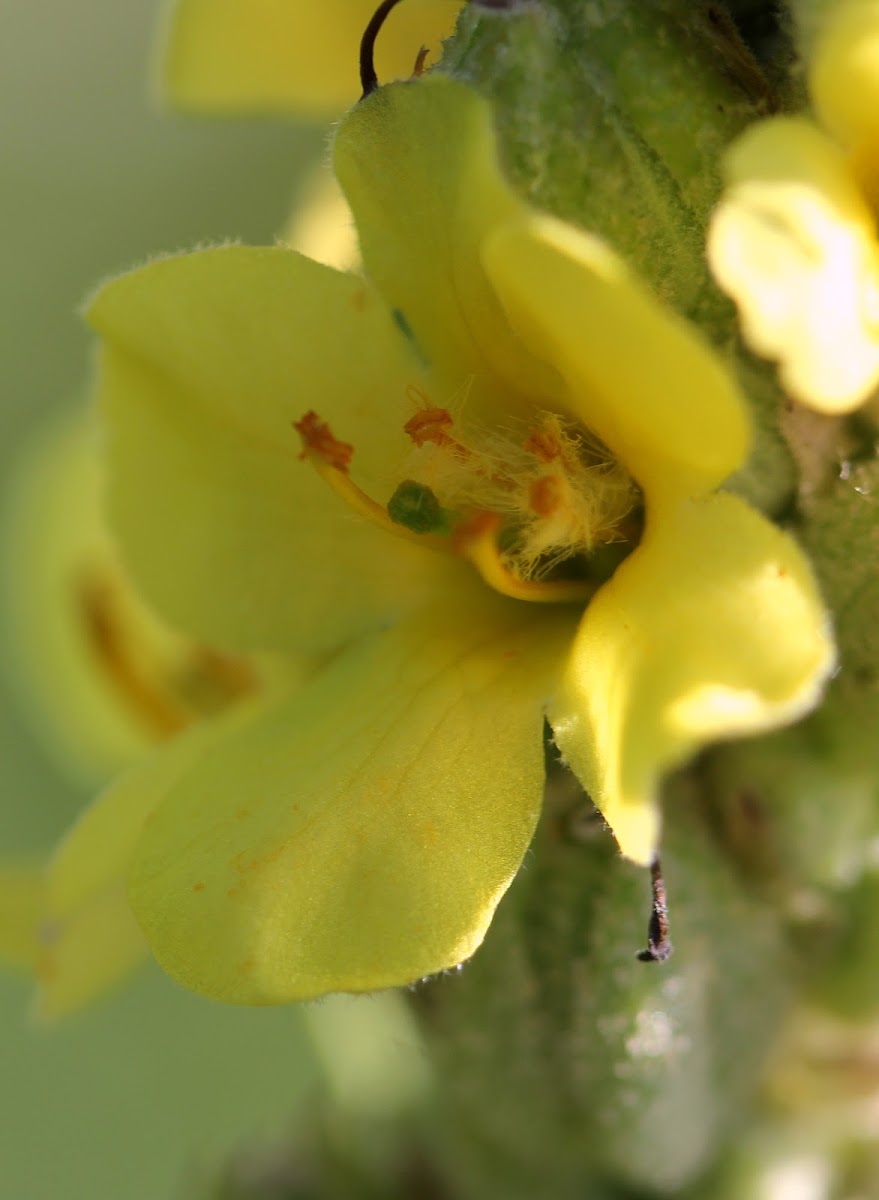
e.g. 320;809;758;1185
128;600;576;1004
335;77;562;417
87;245;469;656
709;117;879;413
549;494;834;865
482;213;750;502
162;0;460;116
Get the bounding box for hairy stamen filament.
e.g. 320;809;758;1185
295;410;609;605
454;513;596;605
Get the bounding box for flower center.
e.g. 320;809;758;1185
294;393;640;605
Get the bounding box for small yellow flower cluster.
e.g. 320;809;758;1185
710;0;879;414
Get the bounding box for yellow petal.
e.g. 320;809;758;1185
0;864;43;971
709;116;879;413
128;599;575;1004
161;0;460;116
482;213;750;502
811;0;879;158
334;77;562;419
86;245;469;656
36;701;267;1020
549;493;835;865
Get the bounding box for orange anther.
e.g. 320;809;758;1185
523;428;561;463
293;411;354;472
404;406;455;447
413;45;430;77
529;474;562;517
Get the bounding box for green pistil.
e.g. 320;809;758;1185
387;481;450;535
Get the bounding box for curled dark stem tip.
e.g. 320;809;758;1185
637;856;673;964
360;0;406;99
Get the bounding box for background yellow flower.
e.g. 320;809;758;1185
710;0;879;413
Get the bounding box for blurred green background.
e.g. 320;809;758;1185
0;3;421;1197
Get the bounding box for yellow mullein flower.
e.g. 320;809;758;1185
709;0;879;413
53;76;831;1007
160;0;461;116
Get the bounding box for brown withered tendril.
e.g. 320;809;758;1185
637;856;673;963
